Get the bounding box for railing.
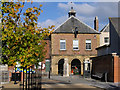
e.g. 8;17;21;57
20;67;42;90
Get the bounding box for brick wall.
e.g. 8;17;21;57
51;34;99;56
114;55;120;83
92;54;120;83
44;40;50;59
92;54;113;82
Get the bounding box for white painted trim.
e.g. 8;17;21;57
100;24;109;32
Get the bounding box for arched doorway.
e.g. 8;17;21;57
71;59;81;75
58;59;64;76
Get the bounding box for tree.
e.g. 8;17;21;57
1;1;54;68
0;11;2;64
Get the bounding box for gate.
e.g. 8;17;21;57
0;71;9;84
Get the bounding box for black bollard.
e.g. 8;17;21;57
14;66;17;84
25;67;27;90
23;67;25;90
28;67;30;90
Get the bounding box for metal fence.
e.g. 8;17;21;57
20;67;42;90
0;71;9;84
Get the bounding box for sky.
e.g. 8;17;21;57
36;2;118;31
2;2;119;31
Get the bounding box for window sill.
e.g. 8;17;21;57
60;49;66;51
73;49;79;51
85;49;92;51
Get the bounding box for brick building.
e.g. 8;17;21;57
91;17;120;83
51;7;100;76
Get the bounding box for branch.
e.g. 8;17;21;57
13;2;25;32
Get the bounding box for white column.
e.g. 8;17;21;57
63;58;69;77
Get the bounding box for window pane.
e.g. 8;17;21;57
60;40;66;50
104;37;109;43
86;40;91;50
73;40;78;50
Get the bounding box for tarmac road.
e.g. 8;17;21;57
42;78;103;90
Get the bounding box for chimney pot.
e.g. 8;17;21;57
94;16;99;31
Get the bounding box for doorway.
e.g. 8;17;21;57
71;59;81;75
58;59;64;76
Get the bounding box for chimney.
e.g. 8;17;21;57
94;16;99;31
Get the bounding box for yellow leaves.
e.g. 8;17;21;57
40;4;43;7
35;53;39;56
38;12;40;15
9;14;12;17
31;59;35;62
35;30;39;34
23;56;25;58
21;5;24;8
20;56;22;59
21;59;24;62
11;8;14;12
41;10;43;13
13;63;16;66
26;10;29;13
31;1;33;4
34;7;37;10
28;26;32;30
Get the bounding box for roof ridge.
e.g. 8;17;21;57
73;16;100;33
54;16;74;32
100;24;109;32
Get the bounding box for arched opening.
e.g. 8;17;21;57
58;59;64;76
71;59;81;75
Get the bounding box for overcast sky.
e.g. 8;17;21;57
24;2;118;31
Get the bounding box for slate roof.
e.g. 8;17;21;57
100;24;109;32
109;17;120;32
53;16;100;34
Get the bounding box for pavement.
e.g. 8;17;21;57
48;75;120;90
1;75;120;90
42;78;102;90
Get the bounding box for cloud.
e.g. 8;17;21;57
38;2;118;31
38;16;67;29
58;2;118;30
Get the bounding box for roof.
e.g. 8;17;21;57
96;44;110;50
100;24;109;32
53;16;100;34
109;17;120;34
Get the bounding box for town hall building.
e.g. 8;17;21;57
50;7;100;76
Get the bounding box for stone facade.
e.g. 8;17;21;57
51;34;99;75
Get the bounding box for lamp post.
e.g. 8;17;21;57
73;27;78;38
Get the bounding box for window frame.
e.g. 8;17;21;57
86;39;92;50
104;37;109;44
73;40;79;50
60;40;66;50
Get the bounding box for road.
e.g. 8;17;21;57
42;78;103;90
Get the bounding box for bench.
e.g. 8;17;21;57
92;72;104;80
